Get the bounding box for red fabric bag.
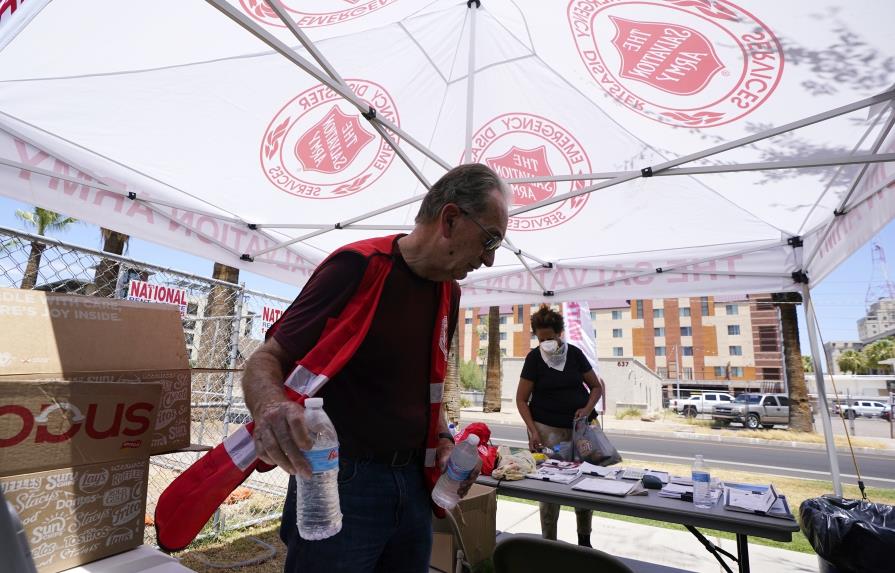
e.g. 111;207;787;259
455;422;499;476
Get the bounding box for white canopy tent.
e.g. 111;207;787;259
2;0;894;494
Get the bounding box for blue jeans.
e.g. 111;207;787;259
281;457;433;573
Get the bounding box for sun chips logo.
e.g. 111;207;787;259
469;113;592;231
261;80;399;199
568;0;783;127
239;0;399;28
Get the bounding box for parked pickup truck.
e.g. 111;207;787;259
833;400;891;419
713;393;790;429
671;393;734;417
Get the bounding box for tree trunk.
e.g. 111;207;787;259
197;263;241;370
443;329;461;424
483;306;502;412
92;229;129;298
20;242;45;290
773;292;813;432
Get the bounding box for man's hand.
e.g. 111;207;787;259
458;458;482;499
437;438;482;500
574;408;591;421
252;400;313;478
528;430;543;453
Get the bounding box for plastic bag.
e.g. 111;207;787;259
572;417;622;466
491;446;535;480
800;496;895;573
455;422;500;476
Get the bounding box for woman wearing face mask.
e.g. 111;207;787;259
516;304;604;547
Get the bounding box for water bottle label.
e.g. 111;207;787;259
304;447;339;473
692;471;710;483
445;458;472;482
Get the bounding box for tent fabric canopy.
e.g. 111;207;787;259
1;0;894;306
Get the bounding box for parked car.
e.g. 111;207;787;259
834;400;891;419
672;393;734;417
713;393;790;429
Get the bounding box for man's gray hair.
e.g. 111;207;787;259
415;163;509;224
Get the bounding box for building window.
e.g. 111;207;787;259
682;346;693;356
758;325;778;352
481;331;487;340
635;300;643;319
680;326;692;336
728;324;740;335
655;346;666;356
762;367;782;379
517;306;523;324
499;315;507;324
499;332;507;340
731;366;744;377
657;367;668;378
725;304;738;315
683;367;693;380
500;349;507;356
590;310;597;321
612;328;623;338
465;317;472;325
185;333;194;347
613;347;623;357
653;308;664;318
654;327;665;337
700;296;710;315
680;307;691;317
183;320;196;331
729;345;743;356
187;302;199;316
714;366;725;377
612;310;623;320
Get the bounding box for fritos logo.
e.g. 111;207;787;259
240;0;398;28
568;0;783;127
469;113;592;231
261;80;399;199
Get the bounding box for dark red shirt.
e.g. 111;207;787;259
269;236;460;456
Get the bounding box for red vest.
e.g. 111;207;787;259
155;235;453;551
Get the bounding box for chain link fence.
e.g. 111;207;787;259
0;225;294;544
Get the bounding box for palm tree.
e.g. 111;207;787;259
771;293;812;432
15;207;77;289
197;263;241;370
443;330;461;424
837;350;867;374
861;338;894;374
92;228;130;297
802;355;814;373
483;306;502;412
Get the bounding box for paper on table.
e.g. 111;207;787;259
724;484;777;513
572;478;638;496
525;470;579;484
578;462;617;477
658;483;693;498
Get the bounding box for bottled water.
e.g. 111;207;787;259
295;397;342;540
691;454;713;509
448;423;458;437
431;435;480;510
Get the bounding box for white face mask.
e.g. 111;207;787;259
539;339;560;353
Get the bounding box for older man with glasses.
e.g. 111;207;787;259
242;163;509;573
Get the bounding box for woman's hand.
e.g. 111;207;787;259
574;408;591;421
528;430;543;452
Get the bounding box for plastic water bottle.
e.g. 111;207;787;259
431;434;480;510
692;454;713;509
448;423;458;437
295;397;342;540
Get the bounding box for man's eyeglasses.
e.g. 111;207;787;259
459;208;502;252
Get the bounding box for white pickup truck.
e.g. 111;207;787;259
671;393;735;417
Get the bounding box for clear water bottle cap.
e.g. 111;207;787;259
465;434;480;447
305;397;323;408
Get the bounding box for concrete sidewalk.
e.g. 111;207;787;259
496;498;819;572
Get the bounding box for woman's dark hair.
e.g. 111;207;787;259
530;304;563;334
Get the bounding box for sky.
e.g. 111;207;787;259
0;195;893;350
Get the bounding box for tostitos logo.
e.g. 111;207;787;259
469;113;592;231
239;0;399;28
568;0;783;127
261;80;399;199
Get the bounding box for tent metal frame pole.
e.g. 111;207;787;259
802;284;843;496
464;1;478;163
254;223;415;231
207;0;451;171
803;106;895;269
511;89;895;217
502;236;548;294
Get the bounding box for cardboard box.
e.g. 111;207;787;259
430;532;458;573
1;459;149;573
0;381;160;476
0;289;191;454
431;484;497;570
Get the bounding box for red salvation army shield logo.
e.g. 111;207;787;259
260;80;399;199
469;113;592;231
568;0;783;127
240;0;399;28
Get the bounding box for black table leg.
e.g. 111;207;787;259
736;534;750;573
684;526;737;573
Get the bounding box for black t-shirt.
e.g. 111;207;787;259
268;236;460;456
521;343;593;429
